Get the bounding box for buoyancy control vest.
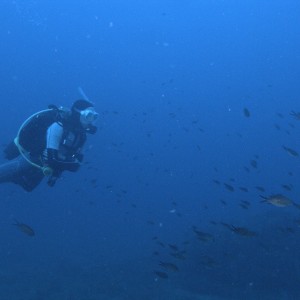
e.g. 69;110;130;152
4;105;70;160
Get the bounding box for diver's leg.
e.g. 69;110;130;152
0;156;44;191
18;163;44;191
0;158;21;183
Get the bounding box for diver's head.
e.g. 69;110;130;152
71;99;98;128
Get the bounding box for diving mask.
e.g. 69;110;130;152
79;107;99;126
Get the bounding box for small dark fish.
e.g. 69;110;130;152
244;166;250;173
224;183;235;192
243;108;250;117
293;203;300;210
169;112;176;119
168;244;179;252
90;179;97;185
277;113;284;119
220;199;227;206
13;220;35;237
255;186;265;192
290;111;300;120
156;241;165;248
281;184;293;191
182;240;190;245
239;203;249;210
221;222;232;230
170;251;186;260
230;226;257;237
159;261;179;272
239;187;249;193
221;223;257;237
274;123;281;130
200;255;219;269
250;160;258;169
154;270;168;279
213;179;221;185
260;194;293;207
282;146;299;157
241;200;250;206
279;227;295;234
193;227;214;242
147;220;155;225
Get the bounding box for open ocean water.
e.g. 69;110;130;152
0;0;300;299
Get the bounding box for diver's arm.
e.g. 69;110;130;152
43;148;80;172
46;122;63;150
44;123;80;172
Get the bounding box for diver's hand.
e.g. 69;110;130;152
63;161;80;172
43;148;80;172
47;169;62;187
47;176;57;187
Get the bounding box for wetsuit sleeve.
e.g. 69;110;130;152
43;123;80;173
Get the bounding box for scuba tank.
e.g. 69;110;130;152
4;105;70;175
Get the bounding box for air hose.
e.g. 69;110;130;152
14;109;53;176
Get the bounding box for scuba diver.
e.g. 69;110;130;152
0;99;98;192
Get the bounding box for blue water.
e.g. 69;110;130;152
0;0;300;299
